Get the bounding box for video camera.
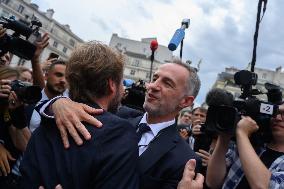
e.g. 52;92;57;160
205;70;282;143
121;79;146;111
0;16;42;60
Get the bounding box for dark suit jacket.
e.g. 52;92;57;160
116;105;144;119
130;116;201;189
20;103;139;189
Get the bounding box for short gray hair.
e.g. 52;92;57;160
172;59;201;98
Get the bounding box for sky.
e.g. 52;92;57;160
32;0;284;105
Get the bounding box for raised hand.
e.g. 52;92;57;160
177;159;204;189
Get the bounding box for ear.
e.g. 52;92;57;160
179;95;194;109
108;78;116;94
44;73;48;81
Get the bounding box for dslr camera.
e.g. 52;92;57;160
11;80;42;104
0;80;42;105
205;70;282;143
0;16;42;60
177;124;192;136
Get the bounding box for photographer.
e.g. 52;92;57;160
17;67;32;83
178;110;193;141
191;107;211;155
0;66;31;189
179;110;192;126
206;108;284;188
0;27;11;67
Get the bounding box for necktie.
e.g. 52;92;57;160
137;123;151;141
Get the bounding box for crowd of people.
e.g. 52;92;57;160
0;24;284;189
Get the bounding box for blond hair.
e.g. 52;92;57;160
66;41;124;103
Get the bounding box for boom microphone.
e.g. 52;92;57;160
168;18;190;51
205;88;234;106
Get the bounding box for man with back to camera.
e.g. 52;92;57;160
37;59;202;189
20;42;139;189
206;103;284;188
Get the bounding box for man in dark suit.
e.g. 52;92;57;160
37;59;202;189
20;42;139;189
133;60;201;188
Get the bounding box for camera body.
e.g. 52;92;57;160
0;16;42;60
11;80;42;104
177;124;192;136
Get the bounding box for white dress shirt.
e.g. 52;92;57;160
29;90;49;132
29;90;69;132
138;113;175;156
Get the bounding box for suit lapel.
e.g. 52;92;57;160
139;125;179;174
128;116;143;129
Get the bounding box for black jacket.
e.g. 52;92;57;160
20;103;139;189
130;116;201;189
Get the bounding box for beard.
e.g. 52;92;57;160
46;82;65;96
108;90;122;114
143;98;180;117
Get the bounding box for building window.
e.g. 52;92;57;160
17;58;26;66
132;59;140;67
69;39;75;47
17;5;25;14
63;47;68;53
53;41;58;48
262;73;267;79
3;0;10;5
1;10;9;17
146;72;150;79
31;14;37;21
130;70;135;75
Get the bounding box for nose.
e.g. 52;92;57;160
147;80;161;92
60;77;66;84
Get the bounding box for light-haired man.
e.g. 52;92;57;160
20;42;139;189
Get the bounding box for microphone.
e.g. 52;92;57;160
123;79;134;88
168;18;190;51
149;40;158;82
150;40;158;52
150;40;158;62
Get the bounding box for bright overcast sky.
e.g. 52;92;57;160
32;0;284;105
